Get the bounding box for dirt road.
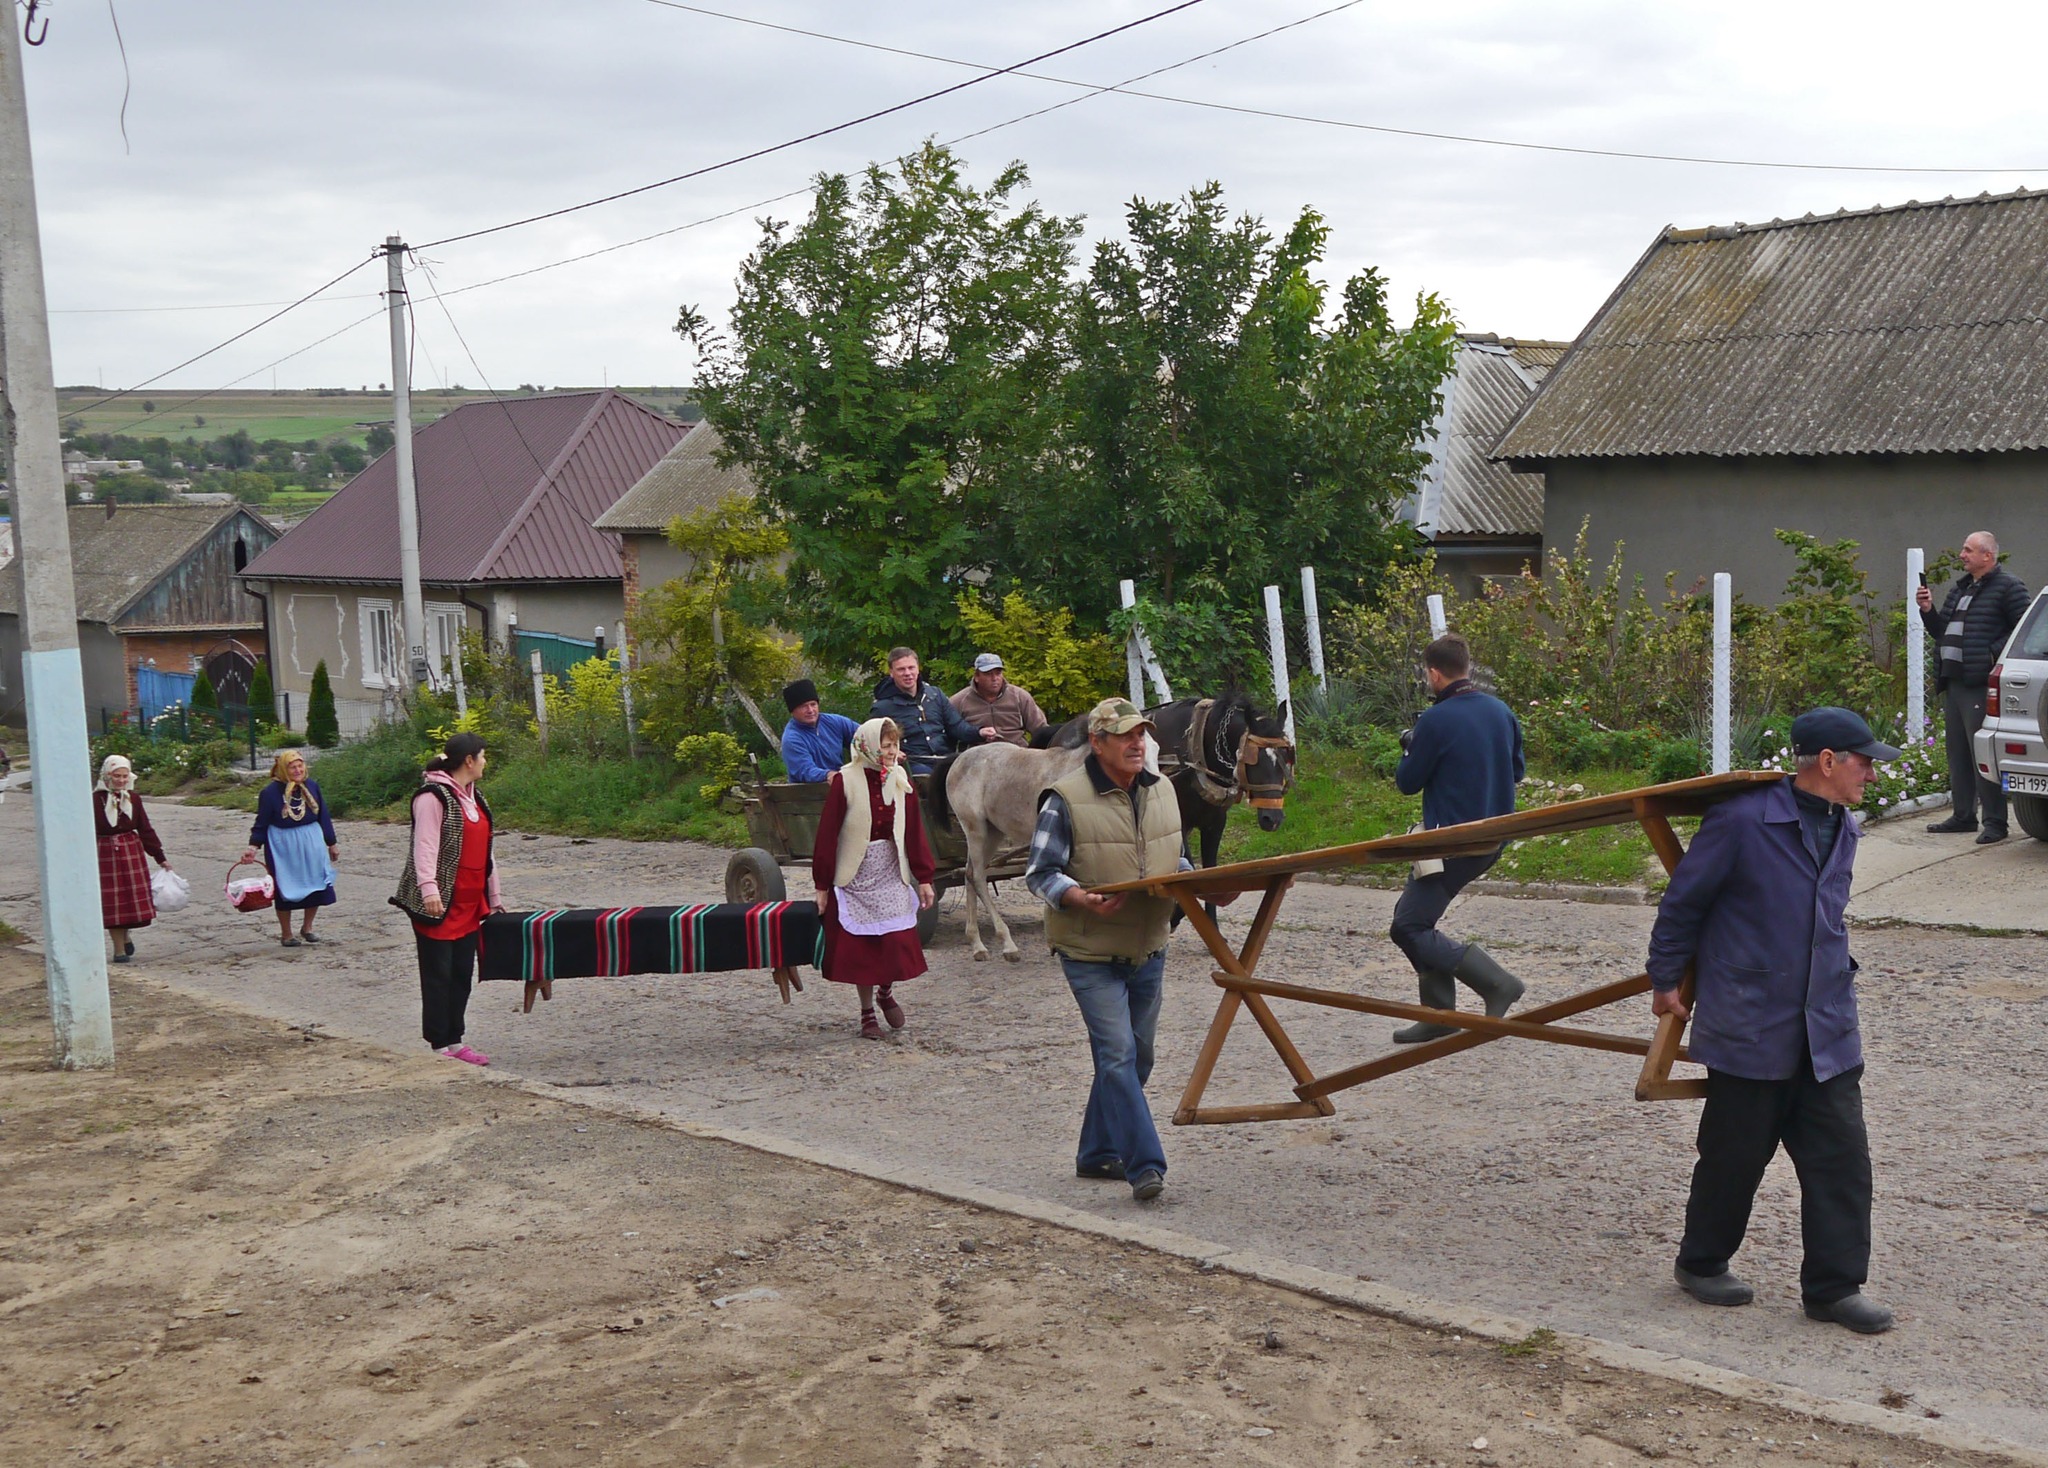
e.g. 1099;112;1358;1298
1;794;2043;1459
1;951;2023;1468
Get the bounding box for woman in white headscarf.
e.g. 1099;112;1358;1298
93;754;172;962
811;717;936;1040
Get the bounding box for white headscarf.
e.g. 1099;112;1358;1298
96;754;135;825
832;717;915;888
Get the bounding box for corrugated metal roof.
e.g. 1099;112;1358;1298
0;503;274;623
241;391;689;585
591;421;757;533
1496;189;2048;461
1410;341;1547;538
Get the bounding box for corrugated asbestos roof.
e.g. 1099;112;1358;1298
591;421;756;533
1495;189;2048;461
1409;340;1551;538
0;503;273;623
241;390;689;584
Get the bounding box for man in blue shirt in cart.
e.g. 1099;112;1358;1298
779;679;859;784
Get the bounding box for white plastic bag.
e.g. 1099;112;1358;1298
150;867;192;914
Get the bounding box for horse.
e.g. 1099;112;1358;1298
1033;691;1296;912
926;740;1090;963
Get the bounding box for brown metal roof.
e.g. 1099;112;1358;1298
1495;189;2048;461
1411;340;1548;538
591;421;757;534
0;503;276;623
241;390;689;585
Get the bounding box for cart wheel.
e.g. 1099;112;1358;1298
916;889;944;945
726;848;788;905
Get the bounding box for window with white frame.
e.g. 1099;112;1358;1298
358;598;399;688
426;602;466;689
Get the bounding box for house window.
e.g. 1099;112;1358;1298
358;598;399;688
426;602;466;689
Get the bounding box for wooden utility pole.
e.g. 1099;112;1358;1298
0;17;114;1067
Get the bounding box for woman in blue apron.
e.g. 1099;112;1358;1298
243;749;339;947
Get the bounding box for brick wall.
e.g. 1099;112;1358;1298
620;539;642;621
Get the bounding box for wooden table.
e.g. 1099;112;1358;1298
1092;771;1784;1125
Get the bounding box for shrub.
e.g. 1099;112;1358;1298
952;591;1118;720
533;652;629;760
314;713;431;816
190;668;219;712
248;659;276;727
675;730;749;803
306;660;339;748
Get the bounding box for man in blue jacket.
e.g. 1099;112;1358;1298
1388;634;1527;1042
868;647;994;774
779;679;858;784
1649;707;1897;1335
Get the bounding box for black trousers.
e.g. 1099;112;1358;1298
1388;851;1498;977
417;932;479;1050
1942;681;2005;828
1677;1060;1872;1304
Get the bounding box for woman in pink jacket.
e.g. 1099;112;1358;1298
389;733;501;1065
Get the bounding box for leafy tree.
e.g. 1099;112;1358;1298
684;142;1079;671
217;429;256;470
190;668;219;711
223;470;276;503
990;184;1459;667
955;591;1119;721
306;660;339;748
329;441;368;477
249;658;276;727
364;424;395;457
629;493;796;750
94;471;168;503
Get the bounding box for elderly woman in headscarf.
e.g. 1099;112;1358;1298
811;717;937;1040
242;749;339;948
93;754;171;963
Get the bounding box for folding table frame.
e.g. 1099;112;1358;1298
1092;771;1784;1124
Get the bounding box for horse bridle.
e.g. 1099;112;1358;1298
1178;698;1295;810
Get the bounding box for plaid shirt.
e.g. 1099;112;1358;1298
1023;773;1192;911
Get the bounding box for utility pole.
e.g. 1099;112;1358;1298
0;18;114;1067
384;237;428;691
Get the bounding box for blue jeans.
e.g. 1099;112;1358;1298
1061;952;1167;1180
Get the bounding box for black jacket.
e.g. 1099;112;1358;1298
869;674;981;769
1920;565;2032;690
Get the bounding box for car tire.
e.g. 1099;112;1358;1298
725;847;788;904
2012;792;2048;842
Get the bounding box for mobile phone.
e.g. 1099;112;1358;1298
1917;572;1927;587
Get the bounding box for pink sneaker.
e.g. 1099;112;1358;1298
438;1043;490;1066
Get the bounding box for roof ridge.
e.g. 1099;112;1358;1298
466;390;616;579
1667;185;2043;240
1576;314;2048;348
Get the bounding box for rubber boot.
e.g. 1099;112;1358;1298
1392;969;1458;1044
1453;944;1526;1017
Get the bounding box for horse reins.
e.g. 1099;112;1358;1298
1173;698;1295;810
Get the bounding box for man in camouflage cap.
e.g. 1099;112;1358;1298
1025;697;1194;1201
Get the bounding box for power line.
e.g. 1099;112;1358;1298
99;305;388;436
51;294;381;315
414;0;1213;249
410;253;552;476
646;0;2048;176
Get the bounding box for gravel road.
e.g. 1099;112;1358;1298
4;794;2043;1452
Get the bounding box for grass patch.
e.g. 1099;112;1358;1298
1498;1327;1558;1358
0;918;26;944
1217;746;1677;890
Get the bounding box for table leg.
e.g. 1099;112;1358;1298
1633;801;1708;1101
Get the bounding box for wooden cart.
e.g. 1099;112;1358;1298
1086;770;1785;1124
723;774;1028;944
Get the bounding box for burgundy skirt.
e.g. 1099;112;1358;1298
819;896;927;987
98;831;156;930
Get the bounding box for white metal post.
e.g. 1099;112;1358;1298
450;628;468;719
1300;565;1326;693
1119;579;1144;706
617;625;639;759
0;19;113;1068
1425;593;1448;641
1263;584;1295;742
1906;547;1926;746
531;650;548;751
1712;572;1732;774
385;238;428;690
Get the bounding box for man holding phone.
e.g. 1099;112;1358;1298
1917;531;2030;843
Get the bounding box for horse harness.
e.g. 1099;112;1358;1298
1167;699;1295;811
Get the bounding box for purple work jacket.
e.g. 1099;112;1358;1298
1646;780;1863;1082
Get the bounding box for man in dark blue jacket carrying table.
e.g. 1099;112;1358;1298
1388;634;1528;1043
1649;707;1897;1335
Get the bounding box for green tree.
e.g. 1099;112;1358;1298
94;471;168;503
223;470;276;503
190;667;219;711
684;141;1080;671
629;493;796;750
991;184;1459;670
364;424;395;457
306;660;339;748
249;658;276;727
955;591;1119;721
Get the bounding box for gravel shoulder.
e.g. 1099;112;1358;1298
1;795;2043;1459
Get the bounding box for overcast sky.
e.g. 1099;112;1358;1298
24;0;2048;403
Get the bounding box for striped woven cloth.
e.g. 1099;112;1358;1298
477;902;824;984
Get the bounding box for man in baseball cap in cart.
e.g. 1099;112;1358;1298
1647;707;1900;1334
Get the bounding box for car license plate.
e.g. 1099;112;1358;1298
2004;771;2048;795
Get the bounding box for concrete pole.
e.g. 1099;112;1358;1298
1711;572;1732;774
384;238;428;691
1906;547;1926;746
1300;565;1326;694
531;650;548;752
1119;579;1144;707
450;630;468;720
1263;584;1295;743
1425;594;1448;641
0;21;114;1068
617;627;639;759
